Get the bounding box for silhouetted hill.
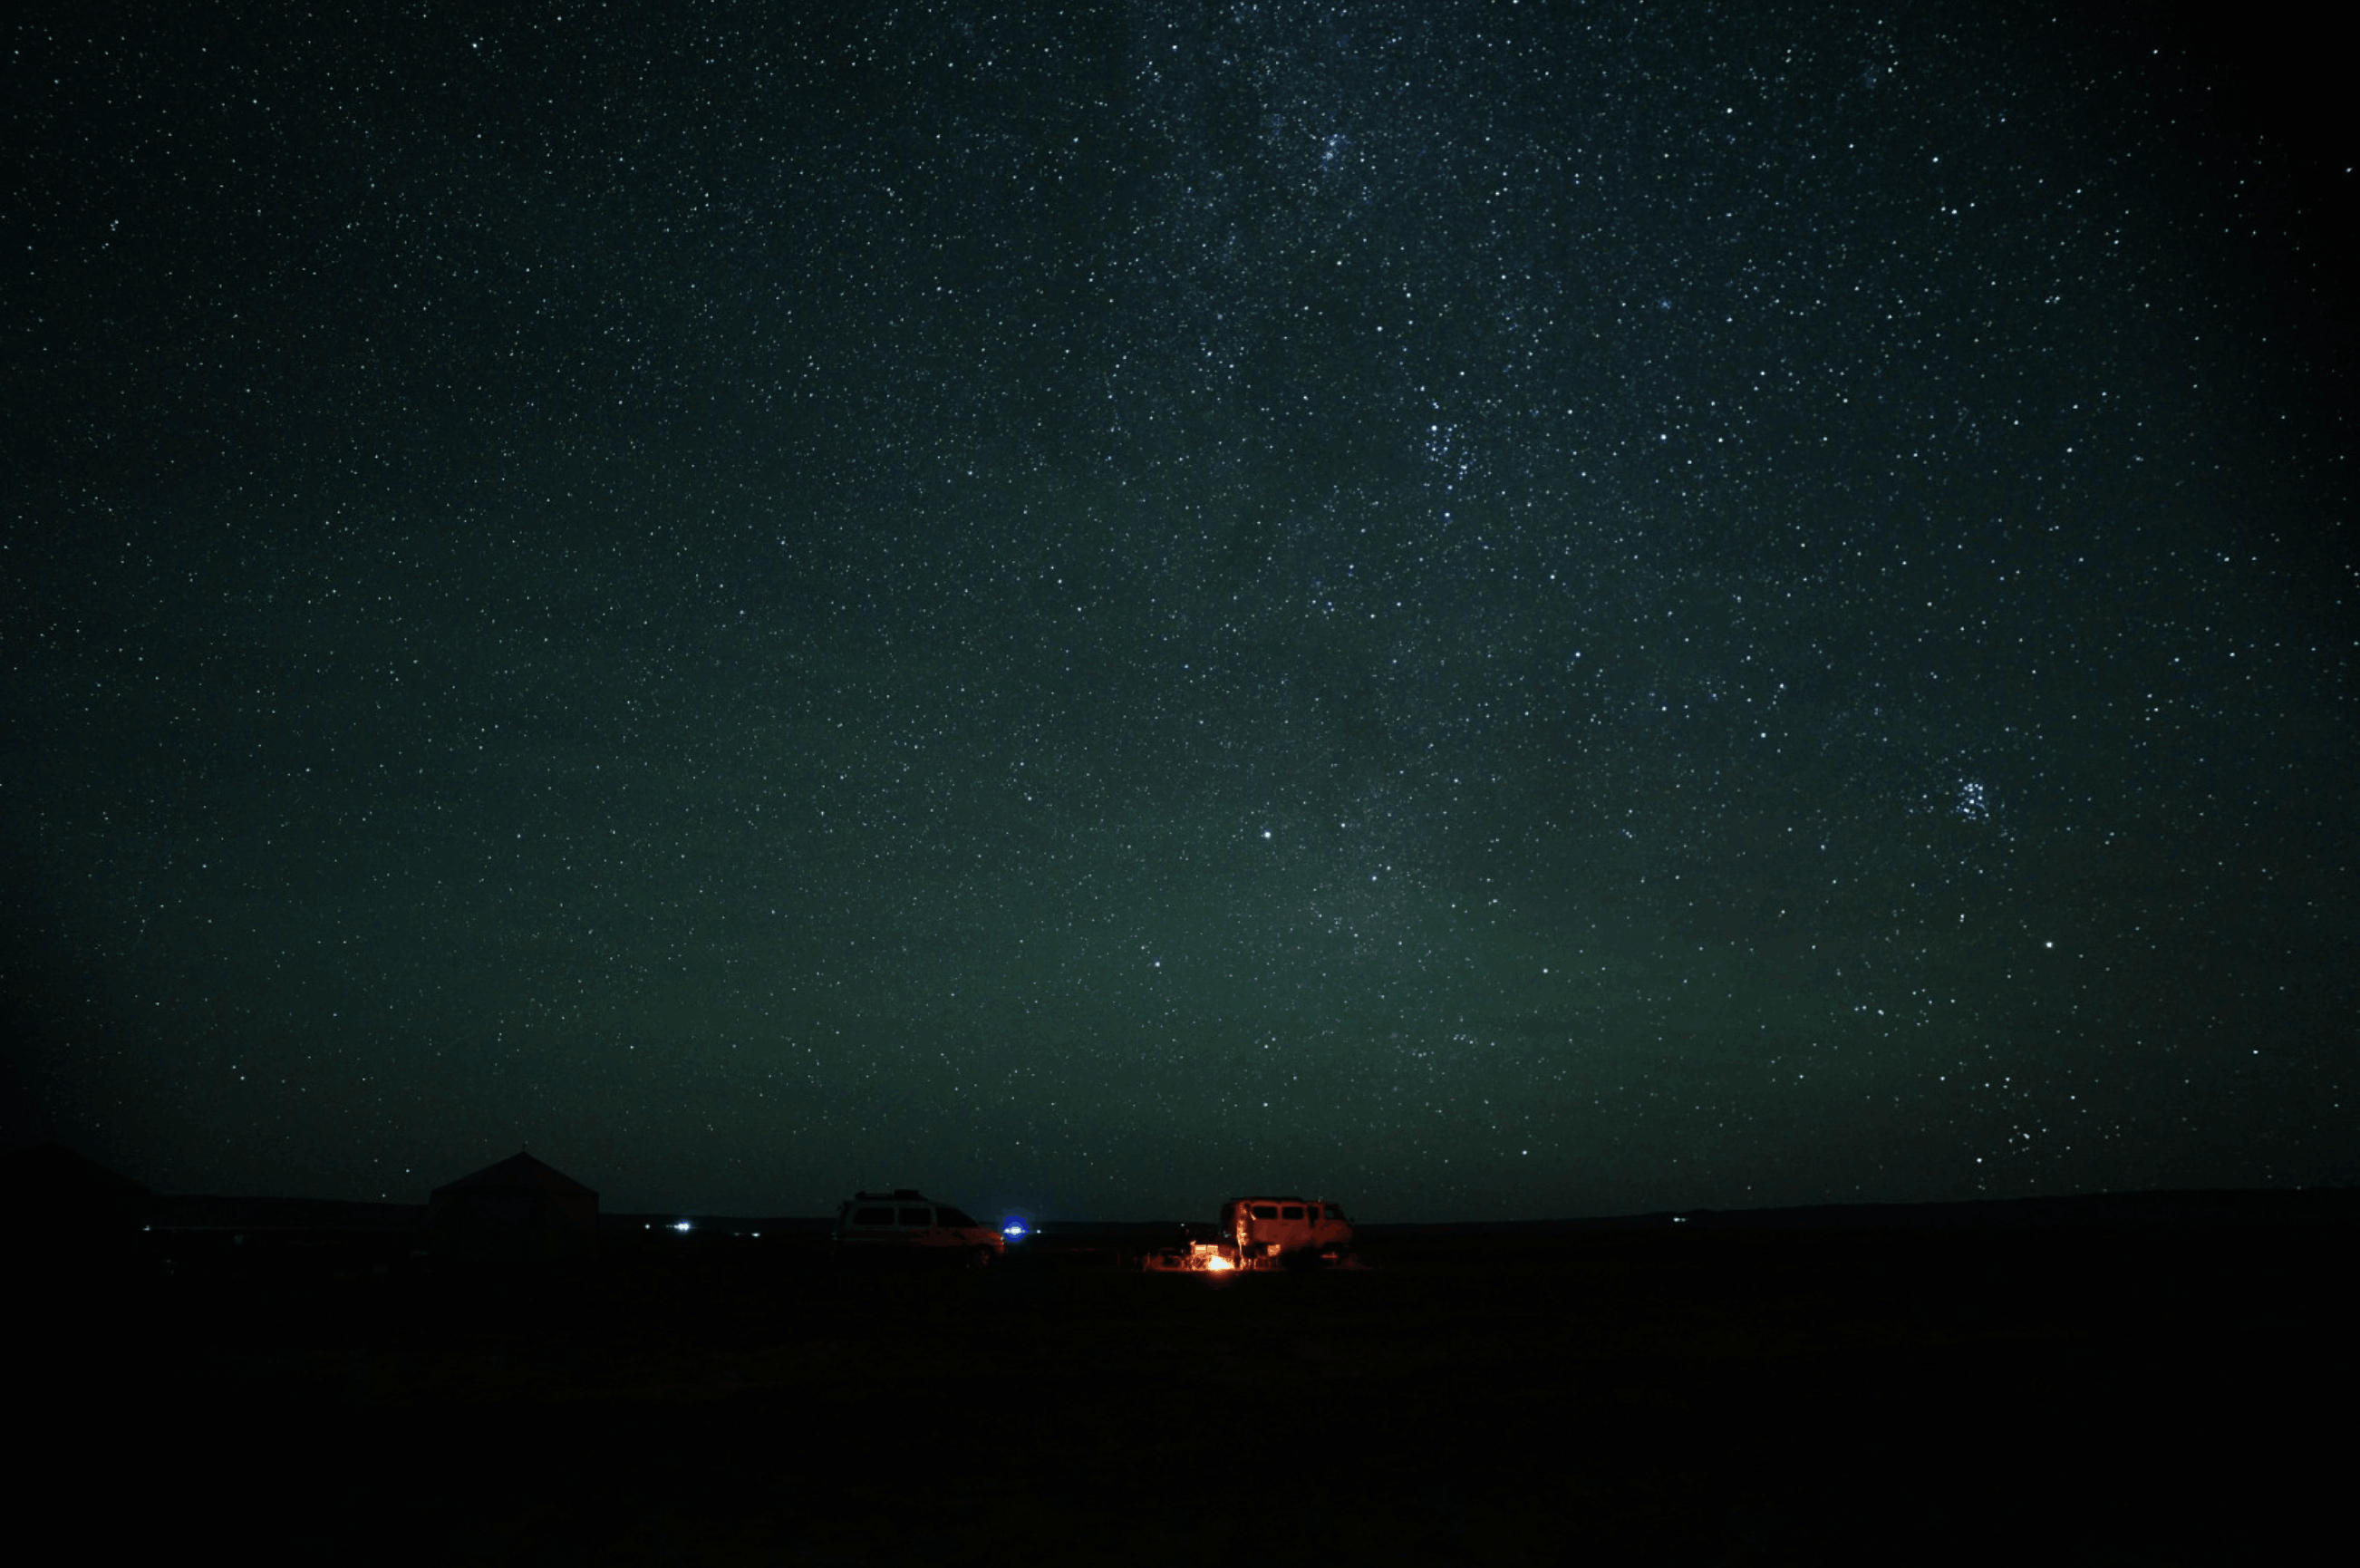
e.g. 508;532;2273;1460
1357;1186;2360;1236
150;1194;424;1230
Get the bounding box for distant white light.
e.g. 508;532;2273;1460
673;1220;692;1233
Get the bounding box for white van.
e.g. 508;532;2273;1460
831;1189;1005;1266
1220;1195;1355;1266
1144;1196;1357;1271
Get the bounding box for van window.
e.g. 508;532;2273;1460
936;1205;979;1228
1281;1205;1304;1220
898;1208;933;1227
853;1207;893;1225
1305;1205;1321;1221
1252;1205;1279;1220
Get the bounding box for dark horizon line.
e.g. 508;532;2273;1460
137;1183;2359;1236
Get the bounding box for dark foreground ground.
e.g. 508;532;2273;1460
21;1203;2356;1565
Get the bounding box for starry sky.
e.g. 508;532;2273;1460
5;2;2352;1221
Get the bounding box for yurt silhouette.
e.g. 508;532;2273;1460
0;1140;150;1269
423;1151;598;1263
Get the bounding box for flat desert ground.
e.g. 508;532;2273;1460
22;1206;2355;1564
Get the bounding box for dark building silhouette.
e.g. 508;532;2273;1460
423;1151;599;1263
0;1140;151;1271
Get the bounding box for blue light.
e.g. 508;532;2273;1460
1001;1217;1028;1237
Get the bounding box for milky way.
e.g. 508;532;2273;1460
5;2;2350;1218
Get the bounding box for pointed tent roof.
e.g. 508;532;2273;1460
430;1150;595;1201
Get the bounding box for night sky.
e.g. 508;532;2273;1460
5;2;2352;1221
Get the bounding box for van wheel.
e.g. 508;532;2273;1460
968;1247;994;1270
